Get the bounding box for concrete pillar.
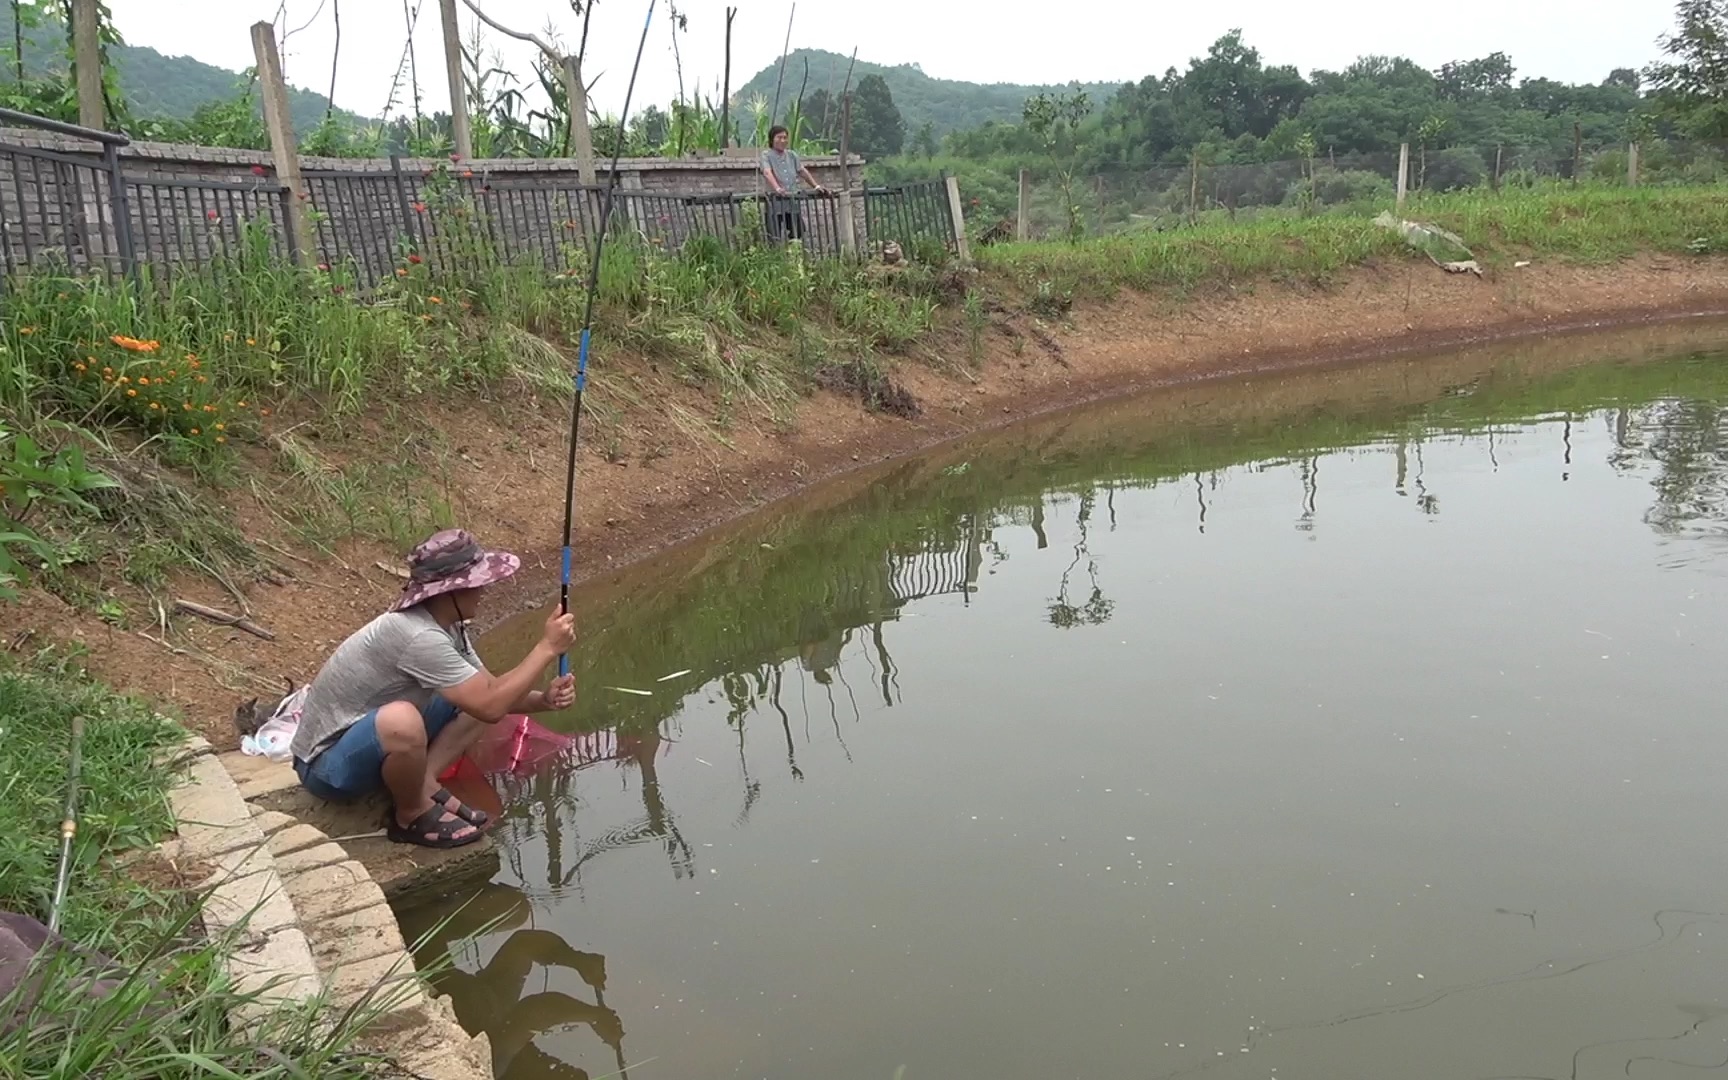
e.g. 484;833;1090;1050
251;22;316;264
1016;168;1030;241
561;55;597;186
1396;142;1409;215
71;0;104;130
944;174;970;263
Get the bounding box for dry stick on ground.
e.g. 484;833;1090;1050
173;599;277;641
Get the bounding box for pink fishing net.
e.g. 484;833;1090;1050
438;714;577;782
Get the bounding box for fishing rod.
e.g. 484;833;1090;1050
47;715;86;935
558;0;659;678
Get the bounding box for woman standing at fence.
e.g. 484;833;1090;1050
760;125;828;244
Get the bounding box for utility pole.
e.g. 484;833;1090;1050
438;0;473;159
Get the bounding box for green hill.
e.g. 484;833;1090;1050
0;6;362;134
733;48;1117;137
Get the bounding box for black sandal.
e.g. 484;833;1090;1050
432;787;489;827
387;804;483;849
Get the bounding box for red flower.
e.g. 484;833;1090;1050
450;153;462;162
407;253;422;265
317;262;331;272
206;209;219;221
412;202;426;213
251;164;267;177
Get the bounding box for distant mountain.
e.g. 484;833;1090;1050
732;48;1117;137
0;7;364;134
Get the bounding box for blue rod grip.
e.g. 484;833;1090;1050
576;328;591;392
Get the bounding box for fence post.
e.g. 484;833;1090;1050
1492;144;1503;192
251;22;316;265
1396;143;1409;215
101;141;135;279
389;154;424;256
438;0;473;160
1628;142;1641;187
1572;123;1582;184
943;173;970;263
1016;168;1030;241
70;0;104;130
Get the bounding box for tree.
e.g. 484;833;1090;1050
1644;0;1728;137
1024;88;1091;239
1437;52;1516;99
850;73;904;157
912;120;938;158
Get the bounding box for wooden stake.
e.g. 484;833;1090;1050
1188;152;1200;225
1628;141;1640;187
251;22;316;264
838;91;852;190
1572;122;1582;184
770;3;795;123
720;6;736;148
70;0;104;130
1492;144;1503;192
439;0;473;159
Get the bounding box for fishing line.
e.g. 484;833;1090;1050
558;0;659;677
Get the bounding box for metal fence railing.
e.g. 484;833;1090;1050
0;107;958;287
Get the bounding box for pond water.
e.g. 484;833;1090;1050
400;323;1728;1080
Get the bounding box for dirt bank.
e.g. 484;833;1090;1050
13;252;1728;746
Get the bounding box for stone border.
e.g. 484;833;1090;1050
162;734;492;1077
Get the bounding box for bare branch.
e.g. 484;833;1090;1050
459;0;557;61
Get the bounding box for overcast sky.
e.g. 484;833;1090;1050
109;0;1674;122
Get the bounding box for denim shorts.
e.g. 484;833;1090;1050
294;695;460;800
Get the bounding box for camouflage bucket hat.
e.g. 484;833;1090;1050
392;528;521;611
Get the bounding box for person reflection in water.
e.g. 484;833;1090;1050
288;528;578;849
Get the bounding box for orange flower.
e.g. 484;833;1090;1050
101;367;112;376
73;362;86;373
137;376;150;386
237;401;248;408
216;435;227;444
260;408;272;417
110;334;160;352
126;388;137;397
149;402;162;410
18;326;34;335
428;296;443;304
196;375;207;383
190;427;200;436
185;352;197;362
189;359;201;369
116;376;129;385
396;268;409;277
245;338;256;346
165;370;177;379
214;422;226;431
183;403;193;411
203;404;216;413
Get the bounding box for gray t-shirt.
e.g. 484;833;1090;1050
760;148;803;193
290;607;482;763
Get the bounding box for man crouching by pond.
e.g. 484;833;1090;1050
288;528;577;849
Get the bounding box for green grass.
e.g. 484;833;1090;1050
0;651;441;1079
978;183;1728;300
